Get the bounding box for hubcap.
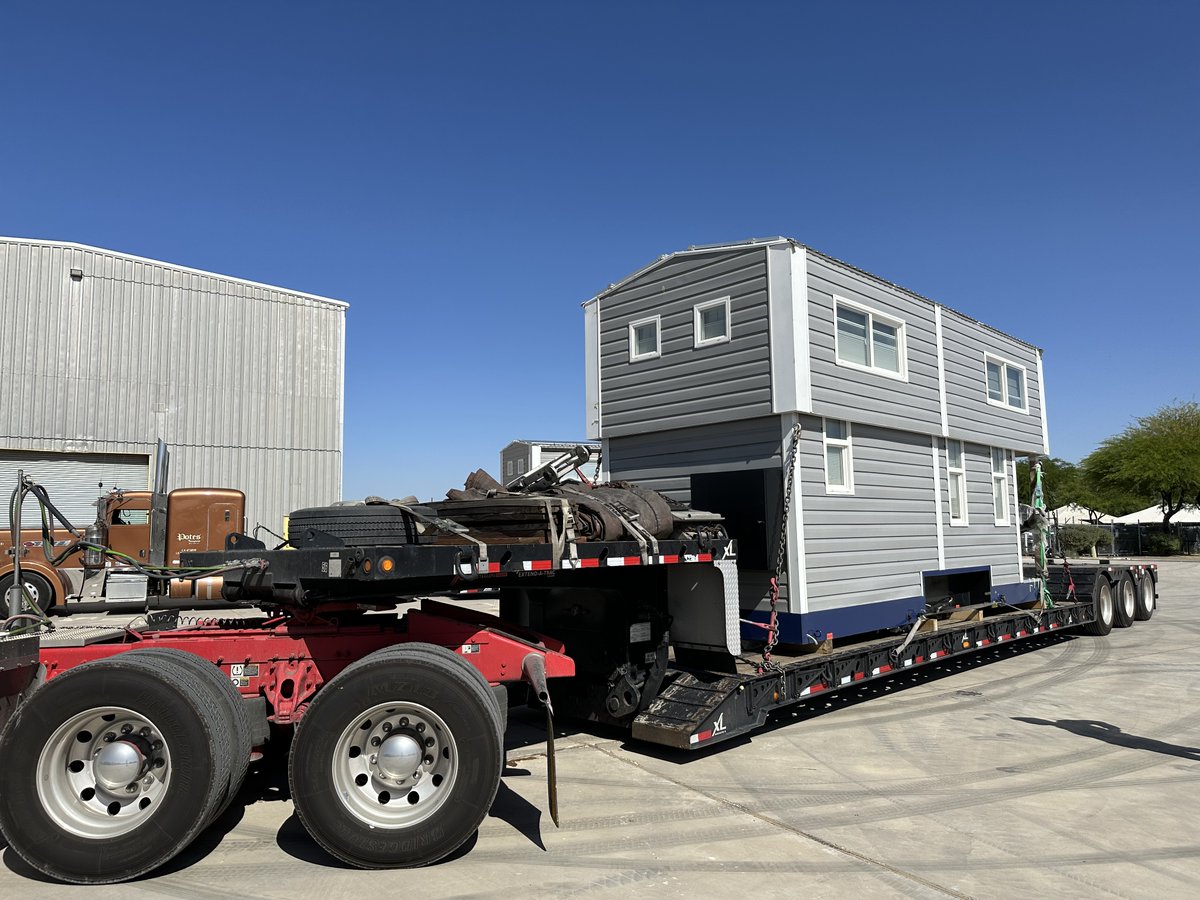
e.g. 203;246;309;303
1099;583;1113;623
1121;581;1135;616
36;706;172;838
94;741;145;792
332;701;459;829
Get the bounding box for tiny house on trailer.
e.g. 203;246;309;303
583;238;1050;645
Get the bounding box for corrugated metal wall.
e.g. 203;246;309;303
0;238;346;532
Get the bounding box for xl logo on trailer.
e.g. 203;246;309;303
690;713;728;745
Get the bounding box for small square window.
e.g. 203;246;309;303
693;297;730;348
629;316;661;361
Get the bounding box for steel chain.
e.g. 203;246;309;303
761;422;802;673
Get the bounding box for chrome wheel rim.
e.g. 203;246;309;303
36;706;172;838
1098;582;1113;625
332;701;458;829
1120;580;1135;618
1141;578;1155;612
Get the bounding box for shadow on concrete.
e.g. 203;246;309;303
488;779;546;851
1012;717;1200;761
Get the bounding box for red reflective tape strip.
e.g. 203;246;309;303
623;556;641;566
695;729;713;742
581;557;600;568
980;639;990;646
661;555;679;564
698;553;713;562
915;655;925;663
878;664;892;674
853;672;865;681
488;562;501;573
529;559;552;571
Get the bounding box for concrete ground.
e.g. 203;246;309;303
2;558;1198;898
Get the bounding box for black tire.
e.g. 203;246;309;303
0;653;234;884
289;643;503;869
0;570;56;613
1134;571;1156;621
1082;575;1114;636
127;647;254;815
288;504;428;546
1113;571;1136;628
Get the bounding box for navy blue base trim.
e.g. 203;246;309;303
741;579;1042;645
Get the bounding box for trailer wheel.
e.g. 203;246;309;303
0;653;234;884
1113;571;1136;628
0;570;56;613
1134;571;1156;621
1082;575;1114;636
127;647;254;816
289;643;503;869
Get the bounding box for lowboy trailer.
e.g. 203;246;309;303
0;491;1161;884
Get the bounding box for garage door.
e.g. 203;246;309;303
0;450;149;528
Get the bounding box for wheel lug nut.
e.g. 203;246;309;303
399;717;409;727
424;736;434;748
126;784;139;794
381;722;392;733
416;723;425;733
121;724;133;735
139;727;151;737
103;732;116;742
153;758;165;769
152;740;163;750
369;754;378;765
424;755;433;765
370;736;381;747
142;775;153;786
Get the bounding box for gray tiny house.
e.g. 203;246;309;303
583;238;1049;644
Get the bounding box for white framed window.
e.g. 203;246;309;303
516;460;526;474
991;447;1009;525
505;460;514;477
693;296;731;348
947;439;968;526
823;419;853;494
628;315;661;362
834;298;907;380
984;354;1028;411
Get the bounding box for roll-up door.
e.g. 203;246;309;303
0;450;149;527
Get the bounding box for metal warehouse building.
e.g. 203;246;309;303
0;237;346;534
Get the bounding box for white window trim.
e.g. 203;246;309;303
823;419;854;495
505;460;514;477
983;352;1029;413
947;439;968;527
833;296;909;382
628;315;662;362
693;296;731;348
991;447;1010;526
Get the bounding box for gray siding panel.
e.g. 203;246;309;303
942;310;1044;454
798;416;938;610
806;254;942;435
941;441;1021;584
599;248;773;437
0;239;345;532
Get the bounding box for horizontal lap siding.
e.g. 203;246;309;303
807;254;942;435
599;249;773;437
942;311;1044;454
942;441;1020;584
799;416;938;611
605;417;783;504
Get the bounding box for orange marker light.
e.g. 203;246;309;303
380;556;395;573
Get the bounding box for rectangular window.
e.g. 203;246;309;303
824;419;853;494
835;300;906;378
693;296;731;347
984;354;1028;411
947;439;968;526
629;315;661;361
991;447;1009;525
516;460;525;474
505;460;514;477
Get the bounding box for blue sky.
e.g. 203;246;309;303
3;2;1196;502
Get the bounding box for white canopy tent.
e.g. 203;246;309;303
1049;503;1114;525
1109;504;1200;525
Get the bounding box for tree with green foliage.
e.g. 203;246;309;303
1082;401;1200;530
1016;456;1144;519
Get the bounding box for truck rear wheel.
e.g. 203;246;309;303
0;653;234;883
288;643;503;869
0;570;56;614
1134;572;1156;621
1113;571;1136;628
127;647;255;816
1081;575;1114;636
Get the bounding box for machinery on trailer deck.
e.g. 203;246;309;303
0;454;1161;884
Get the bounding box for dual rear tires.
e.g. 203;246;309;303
0;650;251;884
288;643;504;869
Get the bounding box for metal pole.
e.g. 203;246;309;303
6;469;25;619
